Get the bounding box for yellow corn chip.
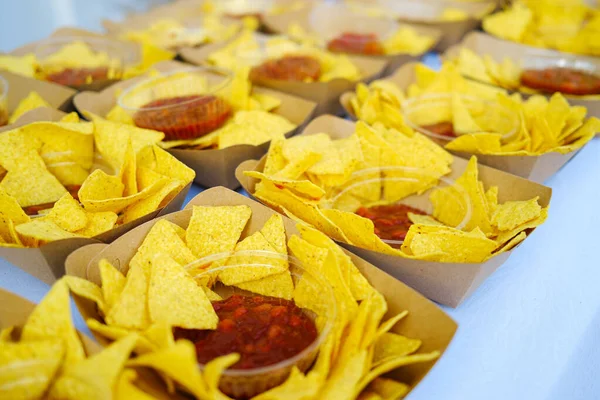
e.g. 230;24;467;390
373;332;421;366
76;211;118;237
148;252;218;329
0;339;64;400
21;279;85;363
78;169;124;201
45;193;88;232
492;197;542;231
49;333;138;400
366;377;410;400
185;205;252;259
64;276;106;314
106;264;150;330
114;369;156;400
127;340;208;399
86;319;155;354
203;353;240;399
403;224;497;263
130;219;197;274
16;219;83;242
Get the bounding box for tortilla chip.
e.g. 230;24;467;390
16;219;83;243
21;279;85;363
403;224;497;263
64;276;106;314
45;193;88;232
127;340;207;399
78;169;124;201
185;205;252;259
76;211;118;237
0;339;64;400
106;264;150;330
148;252;218;329
492;197;542;231
49;334;138;400
130;219;197;275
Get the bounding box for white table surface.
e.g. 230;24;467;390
1;2;600;400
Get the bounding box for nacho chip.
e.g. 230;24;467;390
16;219;83;243
185;205;252;259
106;263;150;330
219;231;287;285
114;369;156;400
366;377;410;400
1;151;67;208
92;117;164;171
45;193;88;232
121;179;183;224
127;340;208;399
148;252;218;329
130;219;197;274
403;224;497;263
137;145;194;184
64;276;106;314
0;339;64;400
0;188;29;225
245;171;325;200
492;197;542;231
78;169;124;202
86;319;155;354
354;351;440;397
75;211;118;237
21;279;85;363
373;332;421;366
203;353;240;399
48;333;139;400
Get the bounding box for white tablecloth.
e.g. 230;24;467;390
1;2;600;399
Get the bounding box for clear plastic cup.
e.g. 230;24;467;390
309;2;398;55
215;0;275;17
0;75;8;126
181;250;336;398
321;166;471;247
376;0;493;21
34;36;133;89
517;51;600;96
402;93;521;144
118;66;233;141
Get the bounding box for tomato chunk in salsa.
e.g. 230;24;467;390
174;294;318;370
327;32;384;56
133;95;232;141
22;185;82;216
250;55;321;82
419;121;456;138
45;67;110;88
520;67;600;96
356;204;428;246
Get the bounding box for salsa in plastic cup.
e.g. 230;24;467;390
322;166;471;248
180;250;336;398
118;66;234;141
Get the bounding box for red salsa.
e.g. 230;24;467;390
327;32;384;56
133;95;232;141
45;67;110;88
250;55;322;82
174;294;318;370
520;67;600;96
22;185;81;216
419;121;456;138
356;204;428;246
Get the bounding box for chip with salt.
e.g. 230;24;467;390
0;339;65;400
185;205;252;259
21;279;85;363
148;252;218;329
106;263;150;330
